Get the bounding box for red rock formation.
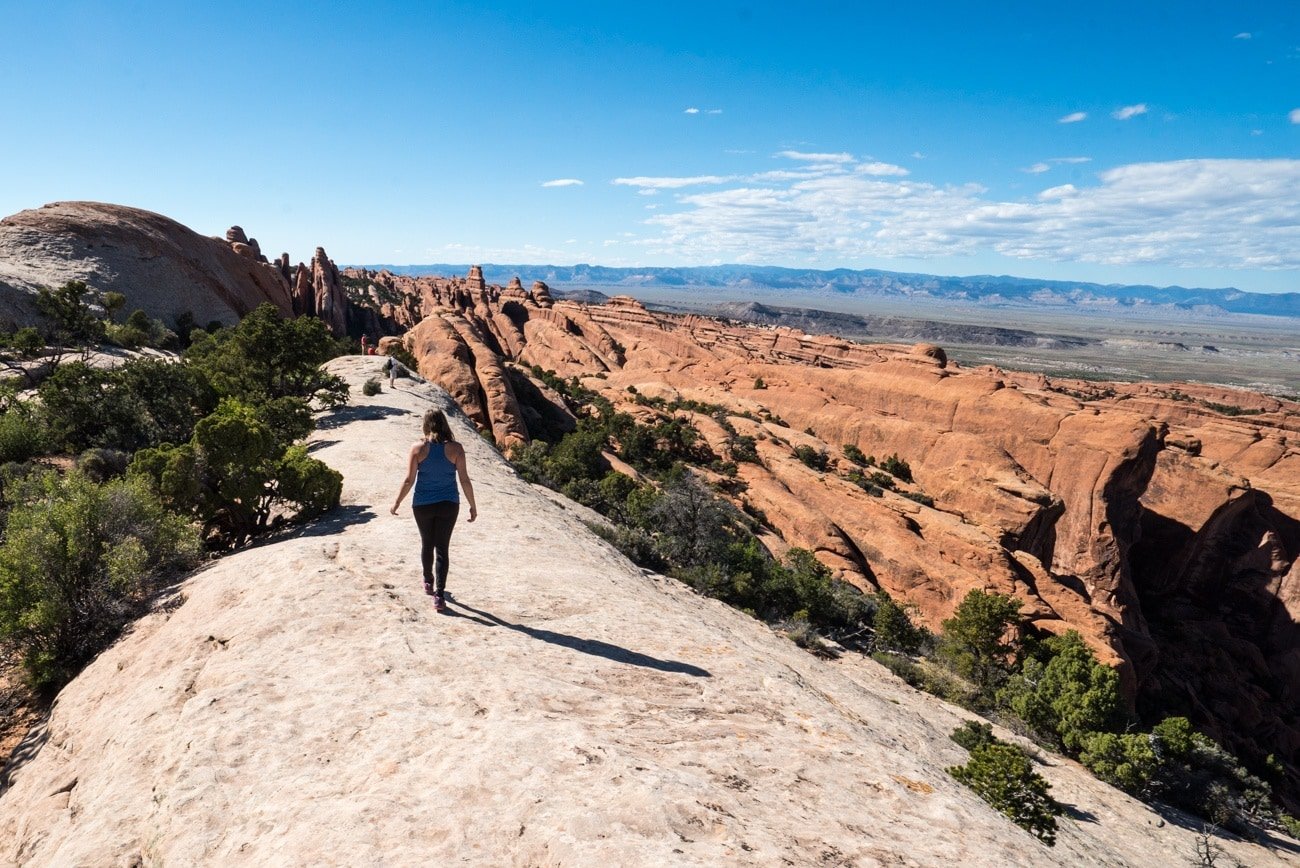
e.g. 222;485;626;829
310;247;348;337
354;267;1300;806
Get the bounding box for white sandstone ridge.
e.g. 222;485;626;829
0;357;1291;866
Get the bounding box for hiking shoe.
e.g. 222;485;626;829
423;580;434;596
433;592;447;612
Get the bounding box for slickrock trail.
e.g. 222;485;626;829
0;358;1291;866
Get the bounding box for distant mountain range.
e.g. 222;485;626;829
352;263;1300;319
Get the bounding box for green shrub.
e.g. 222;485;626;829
131;399;341;547
842;443;869;465
649;474;735;569
590;521;664;570
845;470;884;496
1150;717;1276;832
951;720;997;752
793;444;828;471
184;304;348;408
730;434;760;463
868;471;896;491
873;650;925;685
784;548;871;631
880;453;913;482
938;589;1023;703
1078;731;1158;795
873;592;924;654
35;280;105;348
104;308;174;349
362;378;382;396
948;742;1059;845
0;405;48;464
998;631;1121;751
76;448;131;483
753;377;766;390
0;471;201;689
0;326;45;360
900;491;934;507
784;616;839;658
38;359;216;453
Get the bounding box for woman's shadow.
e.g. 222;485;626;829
445;597;711;678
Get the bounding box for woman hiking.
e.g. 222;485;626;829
391;408;478;611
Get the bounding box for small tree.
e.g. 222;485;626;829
184;303;348;408
38;359;216;453
35;280;105;352
649;473;734;569
130;399;341;547
999;631;1122;750
949;742;1059;845
939;589;1023;700
873;592;924;654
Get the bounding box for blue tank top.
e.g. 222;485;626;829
412;441;459;506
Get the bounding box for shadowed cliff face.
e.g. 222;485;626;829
352;266;1300;809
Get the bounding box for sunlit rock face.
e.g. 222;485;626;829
361;267;1300;809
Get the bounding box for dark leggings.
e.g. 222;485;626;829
412;501;460;592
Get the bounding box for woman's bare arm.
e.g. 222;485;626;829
391;442;425;514
451;442;478;522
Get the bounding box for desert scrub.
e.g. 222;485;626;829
879;453;913;482
363;377;382;396
793;444;829;471
0;470;201;690
841;443;873;466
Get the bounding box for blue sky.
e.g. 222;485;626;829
2;1;1298;292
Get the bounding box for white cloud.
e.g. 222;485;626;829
1290;108;1300;124
613;175;733;189
635;158;1300;271
637;188;659;196
707;109;723;115
684;107;700;114
541;178;584;188
1038;184;1077;200
856;161;910;176
1058;111;1087;124
1113;103;1149;120
1252;129;1264;136
912;151;926;160
776;150;856;163
1235;32;1252;39
1023;162;1051;174
1052;156;1092;164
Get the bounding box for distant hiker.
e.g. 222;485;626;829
360;334;369;356
385;355;398;386
390;408;478;611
